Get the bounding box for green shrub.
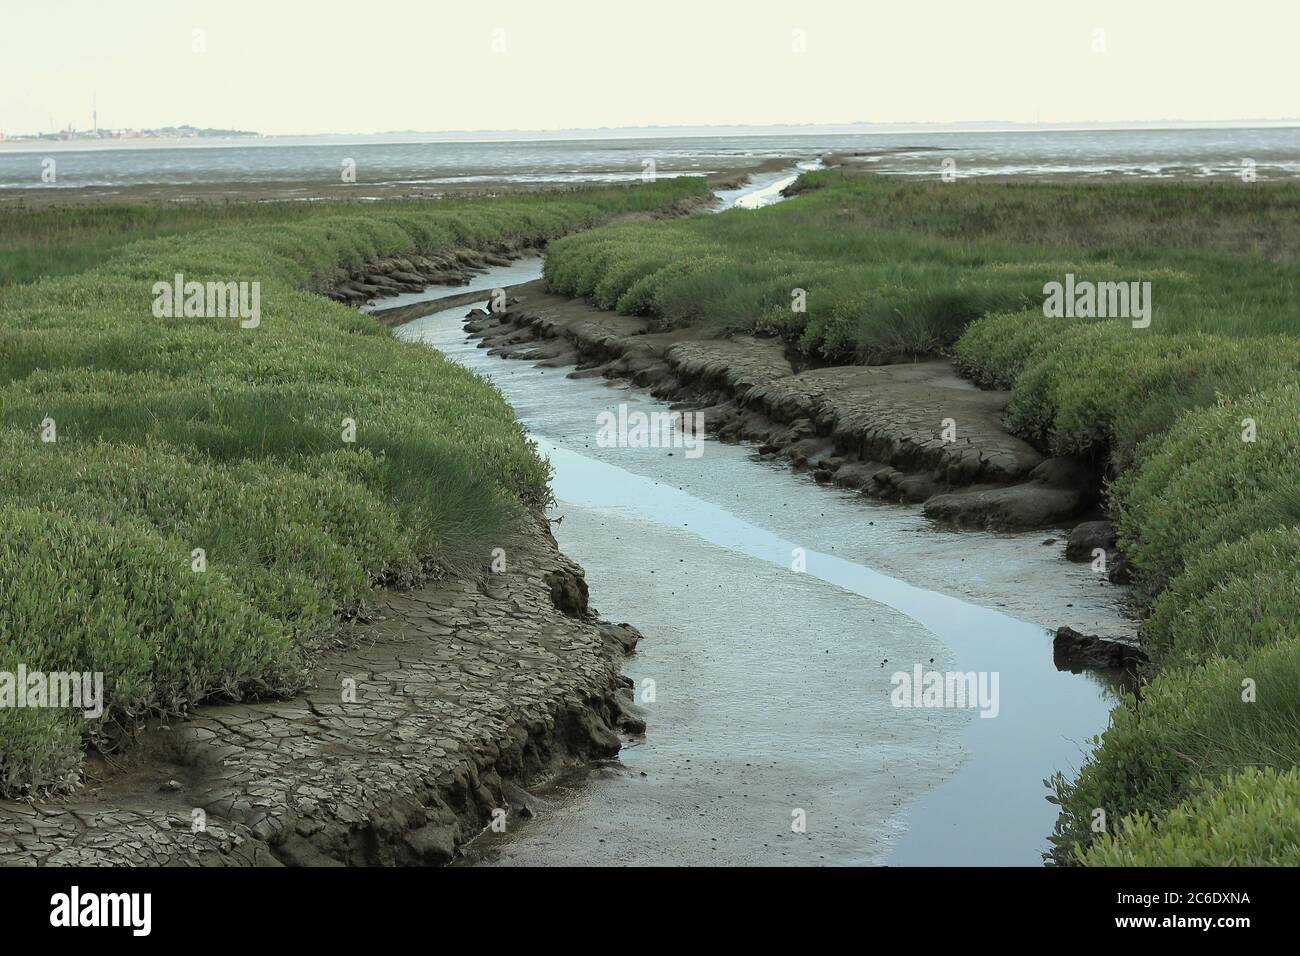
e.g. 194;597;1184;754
1047;638;1300;863
1115;383;1300;602
1143;528;1300;668
951;309;1059;388
0;507;302;771
1006;329;1300;458
1082;766;1300;866
0;675;83;797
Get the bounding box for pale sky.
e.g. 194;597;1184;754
2;0;1296;136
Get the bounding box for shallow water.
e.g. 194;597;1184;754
392;256;1129;864
4;126;1296;190
358;257;546;314
710;159;823;211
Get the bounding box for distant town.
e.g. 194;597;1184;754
0;124;259;143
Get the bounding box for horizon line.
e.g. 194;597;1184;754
3;116;1298;149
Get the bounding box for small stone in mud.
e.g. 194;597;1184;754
1053;626;1146;671
1066;520;1118;562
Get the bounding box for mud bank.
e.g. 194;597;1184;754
466;282;1115;541
0;517;644;866
321;240;534;309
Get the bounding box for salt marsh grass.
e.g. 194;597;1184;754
0;179;704;793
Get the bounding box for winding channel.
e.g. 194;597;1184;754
387;171;1129;865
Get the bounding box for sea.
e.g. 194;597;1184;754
1;125;1297;191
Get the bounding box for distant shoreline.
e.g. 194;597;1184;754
2;119;1299;154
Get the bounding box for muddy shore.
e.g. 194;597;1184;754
466;282;1117;541
0;517;645;866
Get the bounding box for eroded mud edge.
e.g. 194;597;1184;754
465;285;1115;536
0;516;647;867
